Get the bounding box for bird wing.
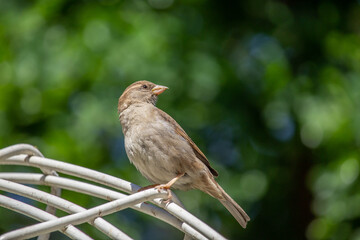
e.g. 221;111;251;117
157;108;219;177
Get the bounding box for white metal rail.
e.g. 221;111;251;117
0;144;226;240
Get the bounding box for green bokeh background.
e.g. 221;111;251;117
1;0;360;239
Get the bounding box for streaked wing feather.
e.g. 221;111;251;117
157;108;219;177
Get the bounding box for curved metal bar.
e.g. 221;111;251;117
0;153;134;192
0;144;62;240
0;144;226;240
0;194;92;240
1;155;226;240
0;144;45;161
0;178;133;240
1;189;167;240
0;173;208;240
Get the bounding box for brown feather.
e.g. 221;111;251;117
157;108;219;177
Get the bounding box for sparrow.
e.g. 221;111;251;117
118;80;250;228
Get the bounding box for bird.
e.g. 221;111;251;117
118;80;250;228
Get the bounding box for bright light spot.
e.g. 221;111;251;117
15;52;39;86
306;218;330;240
326;200;347;221
239;170;268;201
340;158;359;185
83;20;111;51
301;122;323;148
313;172;337;198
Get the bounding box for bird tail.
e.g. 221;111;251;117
217;184;250;228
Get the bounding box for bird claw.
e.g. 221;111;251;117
155;184;173;203
162;197;172;204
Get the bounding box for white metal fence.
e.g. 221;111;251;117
0;144;226;240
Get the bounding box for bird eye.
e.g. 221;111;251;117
142;85;148;89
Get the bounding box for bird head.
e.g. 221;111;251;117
118;80;168;113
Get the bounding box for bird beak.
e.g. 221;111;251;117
152;85;168;95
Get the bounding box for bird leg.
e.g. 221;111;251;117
155;173;185;203
137;184;160;192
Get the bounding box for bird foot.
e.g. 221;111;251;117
153;173;185;203
155;184;173;203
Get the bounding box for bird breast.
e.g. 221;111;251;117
119;104;196;189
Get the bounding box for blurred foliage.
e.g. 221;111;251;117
0;0;360;239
